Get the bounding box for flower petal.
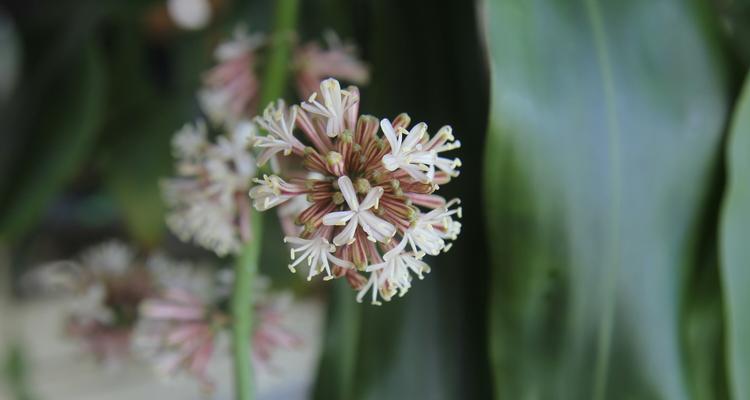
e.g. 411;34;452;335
359;186;384;210
332;216;359;246
322;210;355;226
337;175;359;210
380;119;399;153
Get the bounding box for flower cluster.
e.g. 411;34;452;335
199;26;368;126
162;120;256;256
26;241;153;363
199;26;265;125
293;31;370;99
134;260;298;390
27;241;296;390
250;78;462;304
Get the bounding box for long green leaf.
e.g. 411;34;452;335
0;43;105;241
484;0;729;398
720;73;750;400
312;282;361;400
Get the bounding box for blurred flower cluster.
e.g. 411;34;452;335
163;25;369;258
25;241;297;391
199;25;369;129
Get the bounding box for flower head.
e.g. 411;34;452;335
250;78;462;304
294;32;370;98
134;259;298;391
162;120;256;256
26;241;154;363
199;26;264;125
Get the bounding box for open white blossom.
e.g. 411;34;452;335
366;251;430;300
284;234;353;280
253;100;305;165
300;78;358;137
322;176;396;246
380;119;436;183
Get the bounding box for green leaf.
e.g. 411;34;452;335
98;23;211;247
720;73;750;400
312;282;361;400
484;0;729;398
101;109;176;247
713;0;750;66
0;10;21;103
0;42;105;241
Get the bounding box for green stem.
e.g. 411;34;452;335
258;0;299;109
231;1;298;399
232;210;263;400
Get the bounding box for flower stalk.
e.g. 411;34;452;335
232;211;263;400
232;0;298;399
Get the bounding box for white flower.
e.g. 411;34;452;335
395;216;447;257
322;176;397;246
283;236;353;281
426;126;462;178
355;271;383;306
80;241;135;276
380;119;436;183
70;283;114;324
367;251;430;298
172;120;208;159
214;26;264;61
163;120;256;256
300;78;357;137
167;0;212;30
254;101;305;166
379;198;462;263
249;175;301;211
165;195;241;256
210;120;257;177
421;199;462;243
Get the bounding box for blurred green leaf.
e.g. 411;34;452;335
0;10;20;103
0;42;105;241
312;282;361;400
102;106;178;247
0;2;110;210
2;343;35;400
720;72;750;400
98;21;211;247
714;0;750;66
484;0;729;398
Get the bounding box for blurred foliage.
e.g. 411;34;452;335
2;344;35;400
484;0;732;398
720;73;750;400
0;42;105;242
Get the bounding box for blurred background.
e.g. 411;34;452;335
3;0;750;399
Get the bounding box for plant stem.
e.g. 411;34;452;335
231;0;298;399
258;0;299;109
232;210;262;400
